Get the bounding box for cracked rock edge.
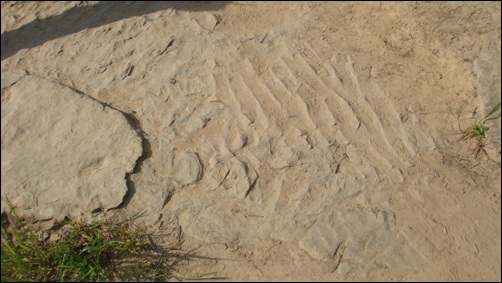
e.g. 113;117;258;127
0;70;149;223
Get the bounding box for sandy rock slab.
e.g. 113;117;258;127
1;71;142;222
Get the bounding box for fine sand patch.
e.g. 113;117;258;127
1;1;500;281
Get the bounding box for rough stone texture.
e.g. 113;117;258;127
0;69;25;90
1;72;142;221
474;50;501;153
172;152;203;185
1;2;500;281
299;208;397;261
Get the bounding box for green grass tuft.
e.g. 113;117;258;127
1;195;224;282
461;101;501;141
460;102;501;168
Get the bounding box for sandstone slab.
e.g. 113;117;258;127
1;1;500;281
1;72;142;221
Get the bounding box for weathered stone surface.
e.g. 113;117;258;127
172;152;203;185
0;69;25;90
299;208;397;261
1;72;142;221
1;2;500;281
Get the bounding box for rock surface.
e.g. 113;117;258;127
1;1;500;281
1;72;142;221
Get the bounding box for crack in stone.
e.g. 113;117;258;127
33;73;152;211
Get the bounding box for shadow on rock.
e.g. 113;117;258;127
1;1;230;61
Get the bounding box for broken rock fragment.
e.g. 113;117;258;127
1;72;142;222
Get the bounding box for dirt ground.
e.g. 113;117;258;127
1;1;501;281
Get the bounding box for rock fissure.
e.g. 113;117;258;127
49;76;152;211
1;71;145;221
